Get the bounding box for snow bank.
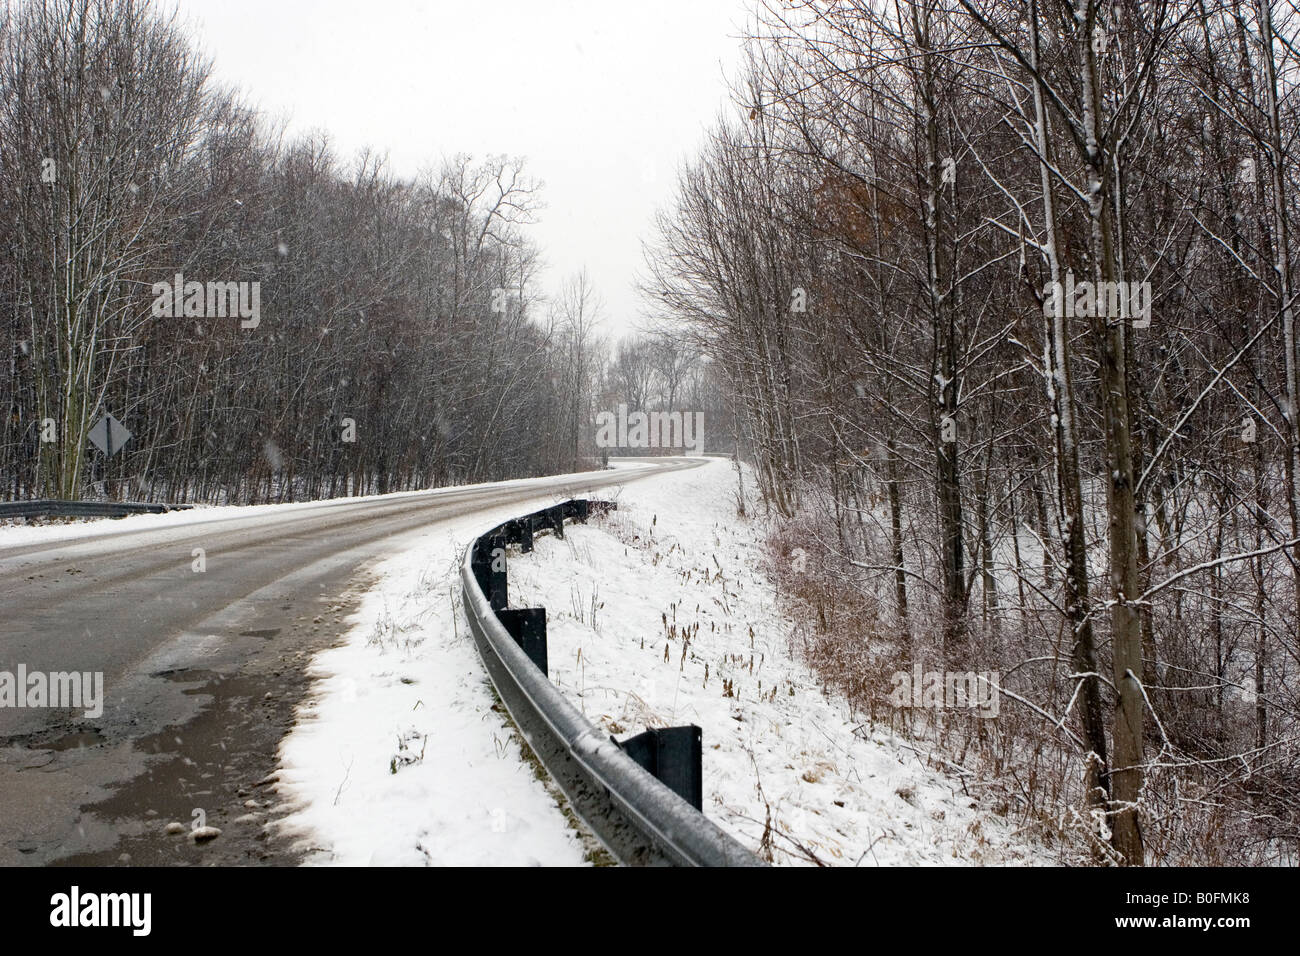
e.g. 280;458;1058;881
510;458;1055;865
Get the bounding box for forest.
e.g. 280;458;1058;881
0;0;724;505
643;0;1300;864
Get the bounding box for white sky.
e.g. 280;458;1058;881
168;0;754;337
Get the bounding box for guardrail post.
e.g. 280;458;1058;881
546;505;565;539
497;607;547;676
486;532;508;611
506;518;534;553
617;725;704;811
470;536;509;612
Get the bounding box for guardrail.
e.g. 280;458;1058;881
0;499;194;519
461;499;763;867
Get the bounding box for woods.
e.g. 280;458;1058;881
0;0;609;503
644;0;1300;864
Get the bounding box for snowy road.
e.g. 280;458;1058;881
0;459;700;865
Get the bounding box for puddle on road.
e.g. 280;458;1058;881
238;628;281;639
46;574;375;867
43;729;106;751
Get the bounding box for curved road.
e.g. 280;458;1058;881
0;458;702;865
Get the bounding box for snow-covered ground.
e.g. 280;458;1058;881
271;504;592;865
65;457;1051;865
267;484;636;866
510;458;1057;865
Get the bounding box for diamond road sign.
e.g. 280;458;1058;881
87;414;131;457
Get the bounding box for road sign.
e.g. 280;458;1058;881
87;414;131;457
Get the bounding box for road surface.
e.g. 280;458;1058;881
0;458;702;865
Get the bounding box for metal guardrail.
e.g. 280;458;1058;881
0;499;194;519
461;499;764;867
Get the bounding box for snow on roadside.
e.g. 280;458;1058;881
0;466;649;551
511;457;1057;866
0;490;429;549
270;490;623;867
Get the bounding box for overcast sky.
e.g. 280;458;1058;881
170;0;753;338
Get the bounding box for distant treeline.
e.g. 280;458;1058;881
0;0;622;503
